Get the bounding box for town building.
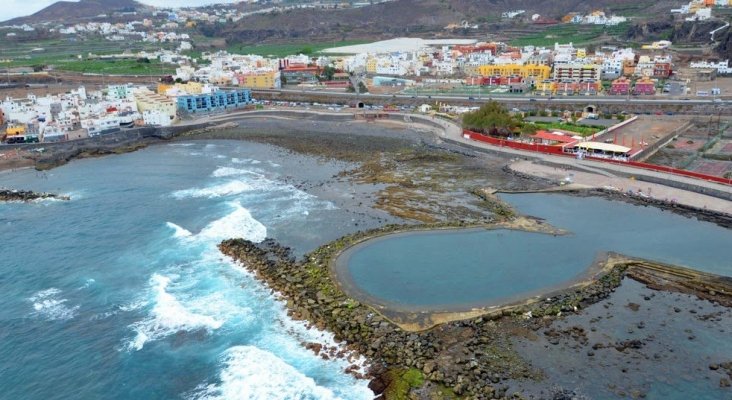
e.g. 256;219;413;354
176;89;252;113
281;65;320;84
633;77;657;95
476;64;551;81
133;89;177;126
609;77;632;95
234;71;281;89
552;63;601;82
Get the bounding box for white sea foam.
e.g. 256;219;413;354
172;181;254;199
168;143;195;147
189;346;340;400
211;167;263;178
167;202;266;244
29;288;62;302
197;203;267;243
32;197;65;204
118;299;148;312
166;222;193;238
230;158;249;164
28;288;79;321
270;300;370;376
126;274;224;351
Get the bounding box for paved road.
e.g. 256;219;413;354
249;88;732;107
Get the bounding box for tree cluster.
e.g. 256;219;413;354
461;101;525;137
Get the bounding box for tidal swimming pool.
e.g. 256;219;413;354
336;193;732;311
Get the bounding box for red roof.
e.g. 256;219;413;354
531;130;577;144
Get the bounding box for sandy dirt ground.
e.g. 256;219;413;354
510;159;732;215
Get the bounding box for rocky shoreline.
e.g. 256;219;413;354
0;188;69;202
218;212;732;399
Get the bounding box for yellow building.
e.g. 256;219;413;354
576;48;587;58
6;124;26;136
476;64;551;80
157;82;204;95
235;70;281;89
536;80;557;95
133;89;177;120
365;57;377;74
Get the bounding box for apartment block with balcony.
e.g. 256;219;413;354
552;63;601;82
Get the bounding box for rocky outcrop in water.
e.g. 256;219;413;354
0;189;69;202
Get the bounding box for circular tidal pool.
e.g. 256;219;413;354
334;194;732;312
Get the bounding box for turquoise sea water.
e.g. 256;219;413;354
0;142;374;400
342;193;732;309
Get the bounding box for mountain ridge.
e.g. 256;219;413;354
5;0;143;25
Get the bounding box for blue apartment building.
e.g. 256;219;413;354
176;89;252;113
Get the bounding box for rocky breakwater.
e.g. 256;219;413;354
218;219;628;399
0;188;69;202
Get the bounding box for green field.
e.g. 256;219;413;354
510;23;629;47
0;37;178;75
55;59;177;75
226;39;370;57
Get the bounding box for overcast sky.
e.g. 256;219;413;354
3;0;241;22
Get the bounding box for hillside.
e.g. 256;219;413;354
5;0;144;25
203;0;680;44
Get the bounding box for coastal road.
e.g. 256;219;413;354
249;88;732;107
191;108;732;202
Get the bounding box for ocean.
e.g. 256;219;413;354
0;141;380;400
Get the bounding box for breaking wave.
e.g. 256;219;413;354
197;203;267;243
28;288;79;321
172;181;255;199
188;346;340;400
166;222;193;239
125;274;224;351
211;167;263;178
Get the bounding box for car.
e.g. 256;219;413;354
529;98;536;102
468;96;475;100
